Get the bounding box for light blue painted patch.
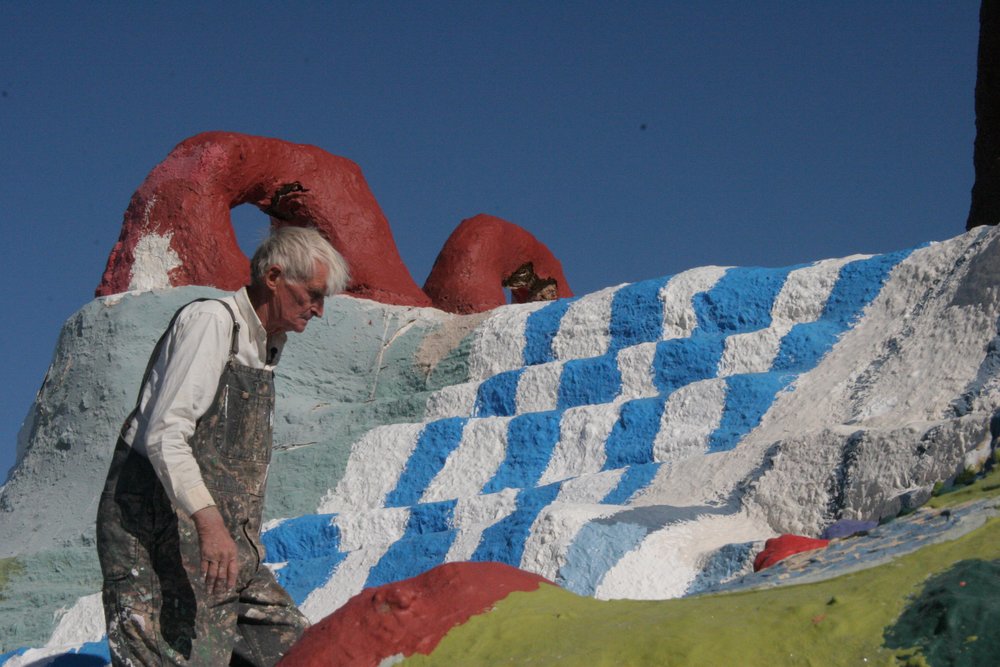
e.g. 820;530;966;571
262;514;341;563
482;412;562;494
820;249;912;328
651;336;726;395
261;514;346;605
608;276;670;352
472;482;562;566
0;648;29;664
603;397;666;470
275;553;348;606
557;354;621;410
384;417;468;508
474;368;524;417
523;298;576;365
556;521;648;596
694;265;799;335
601;463;662;505
365;500;458;588
707;372;791;453
684;542;756;595
2;641;113;666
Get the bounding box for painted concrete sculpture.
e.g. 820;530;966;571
95;132;571;313
277;562;548;667
4;133;1000;663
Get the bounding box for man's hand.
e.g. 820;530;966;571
191;506;239;595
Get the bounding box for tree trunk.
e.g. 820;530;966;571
967;0;1000;229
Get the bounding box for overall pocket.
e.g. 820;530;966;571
219;383;272;462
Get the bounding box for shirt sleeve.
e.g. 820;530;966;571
139;304;232;516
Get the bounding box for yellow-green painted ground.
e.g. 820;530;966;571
0;558;22;600
404;469;1000;666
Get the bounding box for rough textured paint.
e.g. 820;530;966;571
364;500;458;588
385;418;468;508
684;541;757;595
822;249;914;327
602;397;666;469
422;214;573;313
607;276;670;352
693;265;797;334
651;336;726;395
482;413;562;494
556;355;621;410
820;519;879;540
126;231;182;292
96;133;570;313
472;483;562;565
522;298;575;365
556;522;648;595
276;562;549;667
600;463;662;505
773;250;914;372
473;369;523;417
706;372;791;453
753;534;831;571
262;516;346;605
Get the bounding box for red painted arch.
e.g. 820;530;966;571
96;132;571;313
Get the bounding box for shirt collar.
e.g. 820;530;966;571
235;287;286;365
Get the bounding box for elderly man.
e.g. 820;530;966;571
96;226;349;666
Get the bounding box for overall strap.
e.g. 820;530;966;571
121;298;240;435
212;300;241;359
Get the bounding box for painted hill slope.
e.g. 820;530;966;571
2;226;999;664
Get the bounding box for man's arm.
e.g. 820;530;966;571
138;303;240;593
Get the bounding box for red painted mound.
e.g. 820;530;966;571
277;561;550;667
424;214;573;313
753;534;830;572
97;131;571;313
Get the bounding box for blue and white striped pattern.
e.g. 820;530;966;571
270;248;912;617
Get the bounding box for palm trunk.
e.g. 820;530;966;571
967;0;1000;229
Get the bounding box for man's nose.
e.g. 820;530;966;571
313;299;324;318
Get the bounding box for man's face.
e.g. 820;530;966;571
269;261;330;334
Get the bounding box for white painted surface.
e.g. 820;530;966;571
127;231;182;292
551;284;622;360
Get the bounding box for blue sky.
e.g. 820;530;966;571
0;1;981;479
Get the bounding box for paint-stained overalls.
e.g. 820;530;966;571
96;300;308;666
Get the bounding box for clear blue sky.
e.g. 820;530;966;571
0;1;981;480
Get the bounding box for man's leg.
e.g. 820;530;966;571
230;567;309;666
156;508;243;665
100;502;238;665
98;488;172;666
102;549;167;665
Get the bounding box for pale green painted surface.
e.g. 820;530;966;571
0;548;101;652
0;287;475;650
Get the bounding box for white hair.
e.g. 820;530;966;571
250;226;350;295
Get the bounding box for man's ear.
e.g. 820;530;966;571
264;264;283;291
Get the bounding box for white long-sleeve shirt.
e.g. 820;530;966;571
123;288;286;517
